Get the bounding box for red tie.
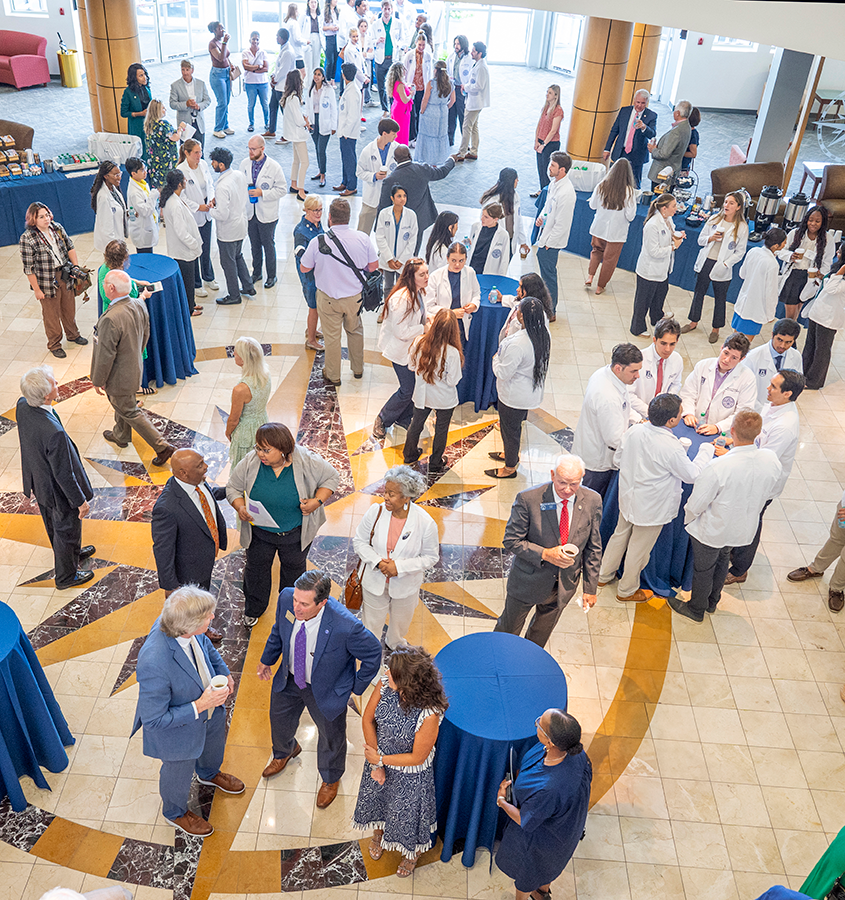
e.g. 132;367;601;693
624;115;636;154
655;357;664;395
559;501;569;545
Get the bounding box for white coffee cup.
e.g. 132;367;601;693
562;543;579;562
679;437;692;450
794;248;806;258
211;675;228;691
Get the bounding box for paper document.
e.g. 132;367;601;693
181;123;197;141
245;496;279;529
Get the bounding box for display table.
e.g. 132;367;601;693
599;422;714;597
0;171;98;247
127;254;198;389
457;274;518;413
433;632;568;867
0;602;74;811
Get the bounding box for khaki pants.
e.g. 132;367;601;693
599;513;663;597
458;109;481;156
315;289;364;383
357;203;378;236
40;279;80;351
812;503;845;592
588;237;625;289
107;392;169;453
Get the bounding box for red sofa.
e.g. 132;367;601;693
0;30;50;90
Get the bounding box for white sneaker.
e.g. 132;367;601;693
224;128;234;135
205;281;220;291
195;288;208;298
275;137;288;145
212;130;226;138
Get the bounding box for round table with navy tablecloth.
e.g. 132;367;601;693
599;421;714;597
0;602;75;812
457;274;519;413
433;632;568;867
126;253;198;389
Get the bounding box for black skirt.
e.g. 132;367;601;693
779;268;808;306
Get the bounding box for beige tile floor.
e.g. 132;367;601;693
1;197;845;900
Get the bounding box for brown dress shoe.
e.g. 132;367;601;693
168;810;213;837
152;444;176;467
787;566;823;582
617;589;651;603
197;771;245;793
262;742;302;777
316;780;339;808
829;590;844;612
205;625;223;644
723;572;747;586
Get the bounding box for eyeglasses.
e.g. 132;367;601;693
557;480;582;490
254;445;272;454
534;716;549;739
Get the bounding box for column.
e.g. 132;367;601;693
621;23;661;106
567;17;634;163
76;0;101;132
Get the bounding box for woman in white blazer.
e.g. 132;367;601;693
425;242;480;340
479;167;530;259
631;193;685;337
804;265;845;389
468;204;511;276
586;158;636;294
282;69;311;201
777;206;834;320
160;169;202;315
284;3;308;65
177;139;217;297
353;465;440;650
683;191;749;342
403;308;463;470
424;211;459;274
376;185;419;293
91;161;127;254
303;0;324;75
125;157;159;252
308;67;338;186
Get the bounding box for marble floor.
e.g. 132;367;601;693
1;184;845;900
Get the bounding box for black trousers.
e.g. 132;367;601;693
176;258;196;313
536;140;560;189
270;679;347;784
40;500;82;588
409;88;424;142
311;115;331;174
375;56;393;110
136;247;153;254
243;526;310;618
247;216;278;281
689;536;731;618
498;402;528;468
494;580;564;648
688;258;731;328
803;319;837;390
729;499;772;577
631;275;669;335
194;219;215;287
583;469;614;500
448;88;465;146
268;87;284;134
403;406;454;467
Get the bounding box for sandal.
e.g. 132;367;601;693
368;834;383;861
136;386;157;396
397;855;418;878
531;891;551;900
584;277;593;286
191;308;203;317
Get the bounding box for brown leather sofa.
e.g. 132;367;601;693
710;162;785;209
0;119;34;149
817;165;845;231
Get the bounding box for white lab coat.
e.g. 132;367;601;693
403;46;434;88
685;445;782;548
282;93;309;143
162;193;202;262
378;288;426;365
446;50;473;90
357;138;399;208
310;85;338;135
375;206;419;269
343;41;368;89
776;227;836;277
536;175;576;249
338;2;359;47
464;57;490;111
493;329;545;410
693;216;749;281
734;246;780;326
635;213;675;282
238;155;288;224
571;365;637;472
497;304;551;344
588;183;637;243
370;15;404;65
468;219;511;276
427;241;450;273
285;15;307;61
629;343;684;418
615;422;714;527
741;342;804;411
337;82;362;139
426;264;480;339
270;42;297;90
126;179;159;250
680;358;760;433
176;158;215;226
757;400;800;500
483;189;527;254
207;168;248;242
806;274;845;330
392;0;417;44
409;339;462;409
93;185;127;254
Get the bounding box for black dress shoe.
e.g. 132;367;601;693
51;348;67;359
264;277;277;289
216;296;242;305
152;445;176;467
252;273;262;284
79;545;96;561
241;287;257;297
56;570;95;591
70;336;89;345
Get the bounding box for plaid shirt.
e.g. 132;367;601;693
19;223;74;298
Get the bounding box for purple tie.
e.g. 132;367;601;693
294;623;307;689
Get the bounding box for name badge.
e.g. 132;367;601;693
540;502;557;511
285;610;295;622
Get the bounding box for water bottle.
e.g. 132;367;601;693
463;235;471;250
128;206;137;221
488;285;498;303
715;433;727;448
698;412;706;432
248;183;258;204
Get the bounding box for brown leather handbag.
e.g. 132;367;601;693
344;505;383;610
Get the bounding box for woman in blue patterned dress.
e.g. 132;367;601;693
353;645;448;878
414;61;454;165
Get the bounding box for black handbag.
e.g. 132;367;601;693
318;230;384;312
827;876;845;900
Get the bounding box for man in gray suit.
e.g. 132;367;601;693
494;454;602;647
170;60;213;149
647;99;693;190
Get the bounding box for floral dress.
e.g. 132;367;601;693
146;119;178;190
352;676;442;857
229;373;271;469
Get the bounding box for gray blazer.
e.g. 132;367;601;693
377;158;455;235
226;447;340;550
647;118;692;184
169;77;212;135
503;483;603;607
90;298;148;396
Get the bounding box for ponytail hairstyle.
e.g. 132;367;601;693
433;60;451;98
410;308;464;384
548;710;584;756
520;297;550;390
480;167;517;217
425;211;459;265
645;192;676;224
158;169;186;222
178;138;202;165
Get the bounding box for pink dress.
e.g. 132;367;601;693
391;81;412;146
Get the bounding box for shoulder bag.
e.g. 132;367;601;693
318;229;383;312
827;876;845;900
344;504;384;610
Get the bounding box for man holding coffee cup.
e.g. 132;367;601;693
494;454;602;648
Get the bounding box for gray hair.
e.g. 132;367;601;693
160;585;216;638
553;454;585;479
104;269;132;297
20;365;55;407
383;464;427;500
675;99;692;119
633;89;650;101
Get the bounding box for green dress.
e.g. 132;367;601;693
800;825;845;898
229;374;271;469
120;86;151;157
146;120;178;190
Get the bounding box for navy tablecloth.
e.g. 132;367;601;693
127;254;198;388
457;274;519;413
0;602;74;811
434;632;568;867
599;422;714;596
0;171;98;247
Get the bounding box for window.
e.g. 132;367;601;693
712;36;758;52
135;0;219;65
549;13;583;74
4;0;48;13
445;4;532;66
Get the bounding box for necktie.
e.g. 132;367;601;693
655;357;664;394
624;114;636;154
195;485;220;552
559;501;569;546
190;637;212;689
774;354;783;371
294;623;307;689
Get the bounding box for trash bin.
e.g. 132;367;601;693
58;50;82;88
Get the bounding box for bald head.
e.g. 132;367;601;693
248;135;266;160
170;449;208;485
103;269;132;300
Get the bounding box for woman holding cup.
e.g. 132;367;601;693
777;206;833;321
681;191;749;343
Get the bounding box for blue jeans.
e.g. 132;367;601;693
339;136;357;190
378;362;416;428
536;246;560;313
209;67;231;132
245;82;270;128
311;115;331;174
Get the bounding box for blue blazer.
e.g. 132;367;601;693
131;617;229;761
261;590;382;722
604;106;658;166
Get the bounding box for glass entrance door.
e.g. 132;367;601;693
135;0;219;64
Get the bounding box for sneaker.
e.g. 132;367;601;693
205;281;220;291
247;125;254;132
195;287;208;298
212;130;226;138
224;128;234;135
275;137;288;145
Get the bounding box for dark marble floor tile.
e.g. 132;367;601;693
279;841;367;891
110;636;146;695
85;457;153;483
309;535;355;586
107;838;175;888
0;799;55;852
224;343;272;358
418;487;494;509
419;589;495;620
55;376;95;402
26;623;74;651
19;556;116;586
0;415;16;438
172;832;205;900
548;427;575;451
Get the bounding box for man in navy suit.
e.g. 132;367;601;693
132;586;245;837
258;569;382;808
16;366;95;590
151;449;228;643
603;89;658;188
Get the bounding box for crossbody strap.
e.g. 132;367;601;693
320;230;369;288
356;503;385;578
